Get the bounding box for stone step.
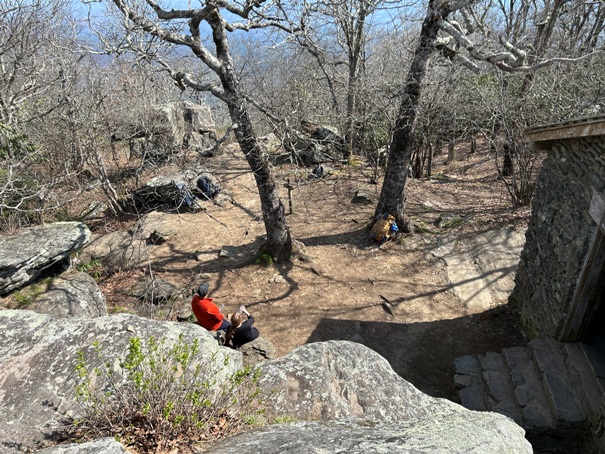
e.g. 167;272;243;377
453;354;489;411
479;351;523;425
503;346;554;431
528;339;587;427
454;339;603;453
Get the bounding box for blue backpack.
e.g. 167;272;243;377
197;176;220;199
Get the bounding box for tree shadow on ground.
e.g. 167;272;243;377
306;305;525;400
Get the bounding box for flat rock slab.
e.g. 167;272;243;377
208;417;532;454
430;227;526;312
37;437;129;453
0;222;91;295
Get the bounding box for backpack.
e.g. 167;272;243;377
197;175;220;199
371;214;396;242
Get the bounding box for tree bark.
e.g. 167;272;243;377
374;0;444;231
229;99;292;261
207;9;293;262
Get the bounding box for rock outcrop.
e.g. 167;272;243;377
208;341;532;453
37;437;129;453
280;122;347;165
208;416;529;453
129;102;217;162
133;169;231;212
0;222;91;295
79;211;178;271
1;312;531;453
0;311;237;453
30;271;107;318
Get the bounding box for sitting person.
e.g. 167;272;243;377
191;283;231;332
225;305;259;349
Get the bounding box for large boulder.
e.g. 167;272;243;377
0;222;91;295
0;316;532;453
130;102;217;162
208;341;532;453
208;416;530;453
133;169;229;212
30;271;107;318
79;211;192;271
281;122;347;165
0;311;239;453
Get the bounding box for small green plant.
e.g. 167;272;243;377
273;415;297;424
441;216;463;229
9;279;49;308
109;305;131;314
255;252;274;267
414;221;437;234
76;259;103;279
68;335;263;452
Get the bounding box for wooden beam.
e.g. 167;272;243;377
525;116;605;144
561;229;605;341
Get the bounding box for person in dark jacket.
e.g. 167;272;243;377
225;305;259;349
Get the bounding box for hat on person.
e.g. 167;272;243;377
197;283;209;296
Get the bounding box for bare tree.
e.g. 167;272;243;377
106;0;295;261
376;0;605;230
294;0;406;160
0;0;83;229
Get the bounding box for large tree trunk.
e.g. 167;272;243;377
209;12;292;262
222;79;292;261
230;101;293;261
374;0;444;231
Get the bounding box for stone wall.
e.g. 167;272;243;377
511;137;605;339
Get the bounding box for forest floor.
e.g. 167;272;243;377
91;142;531;400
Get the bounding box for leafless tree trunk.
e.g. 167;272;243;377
374;0;445;231
108;0;293;261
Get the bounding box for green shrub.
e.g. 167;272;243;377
76;259;103;279
255;252;274;267
68;335;263;452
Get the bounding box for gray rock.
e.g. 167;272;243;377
351;188;374;204
135;169;203;211
37;437;128;453
129;278;179;305
0;311;240;453
258;341;455;422
281;123;347;165
208;416;531;454
210;341;532;453
258;133;283;156
32;271;107;318
268;273;286;283
79;211;182;271
79;230;149;271
130;101;216;162
238;336;277;368
0;222;91;295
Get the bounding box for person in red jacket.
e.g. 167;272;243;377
191;283;231;331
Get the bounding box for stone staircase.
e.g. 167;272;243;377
453;339;605;453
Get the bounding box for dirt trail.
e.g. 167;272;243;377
99;144;529;399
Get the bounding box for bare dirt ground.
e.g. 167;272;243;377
96;143;530;401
